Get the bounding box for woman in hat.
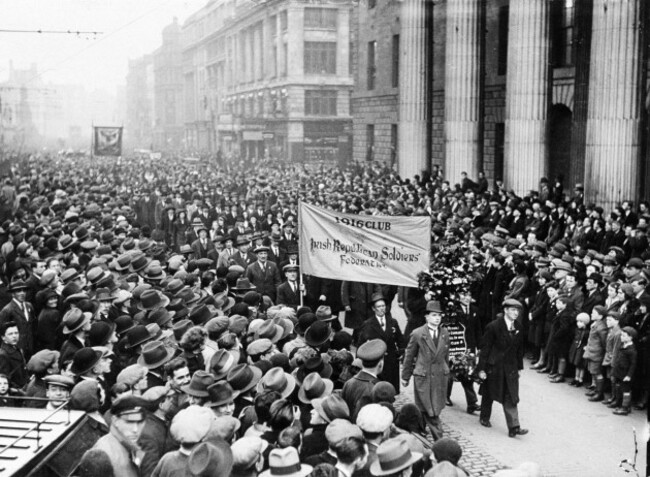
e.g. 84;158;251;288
35;288;62;352
174;209;191;251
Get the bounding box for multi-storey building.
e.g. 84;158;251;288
153;18;184;152
181;0;354;164
125;54;154;150
355;0;650;208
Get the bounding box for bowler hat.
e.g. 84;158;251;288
296;355;332;383
88;321;116;347
71;347;102;375
114;315;135;336
304;321;333;347
426;300;443;313
227;363;263;395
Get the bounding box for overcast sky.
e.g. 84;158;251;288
0;0;203;93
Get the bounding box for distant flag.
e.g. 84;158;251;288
93;126;122;156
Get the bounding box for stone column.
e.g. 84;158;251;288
398;0;428;179
585;0;643;208
444;0;482;185
504;0;550;195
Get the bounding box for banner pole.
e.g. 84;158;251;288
298;199;304;307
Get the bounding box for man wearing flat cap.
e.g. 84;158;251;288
92;395;148;477
342;339;386;419
476;299;529;438
245;245;282;302
0;279;35;359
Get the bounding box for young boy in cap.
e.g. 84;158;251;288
584;306;609;402
610;327;637;415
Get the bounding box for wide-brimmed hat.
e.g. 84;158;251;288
138;290;170;311
369;437;423;476
188;440;234;477
304;321;333;348
298;372;334;404
254;320;284;343
147;308;175;328
181;370;215;397
296;355;333;384
62;309;92;335
8;279;28;292
226;363;263;395
209;349;237;380
137;341;175;369
315;306;334;322
189;304;213;326
205;382;238;408
124;325;153;349
130;254;152;273
311;393;350;423
256;367;296;398
70;347;102;375
144;263;166;281
260;447;312;477
231;278;256;292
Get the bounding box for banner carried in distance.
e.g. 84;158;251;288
298;202;431;287
93;126;123;157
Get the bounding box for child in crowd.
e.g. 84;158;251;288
568;313;590;386
611;327;638;415
584;306;609;401
602;312;622;406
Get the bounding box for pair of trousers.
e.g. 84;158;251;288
448;375;478;407
479;386;520;430
423;413;443;441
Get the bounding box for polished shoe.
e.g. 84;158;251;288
633;402;647;410
548;373;559;380
587;394;604;402
607;401;620;409
479;418;491;428
550;376;565;383
569;379;579;386
537;368;551;374
466;404;481;414
572;381;583;388
508;427;529;438
585;389;596;397
613;407;630;415
530;362;544;370
602;397;615;406
446;398;453;406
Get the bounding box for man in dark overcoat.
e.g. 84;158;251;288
341;280;381;338
476;298;529;438
357;293;403;393
341;339;385;419
0;279;35;360
401;300;450;440
245;246;281;302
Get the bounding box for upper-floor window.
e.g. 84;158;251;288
551;0;575;67
367;41;376;90
497;6;508;75
304;41;337;75
305;90;337;116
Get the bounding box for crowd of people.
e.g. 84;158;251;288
0;152;646;477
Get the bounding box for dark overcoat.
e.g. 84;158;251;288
477;318;524;404
357;315;403;393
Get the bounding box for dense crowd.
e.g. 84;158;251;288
0;153;646;477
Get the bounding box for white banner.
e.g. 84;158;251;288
298;202;431;287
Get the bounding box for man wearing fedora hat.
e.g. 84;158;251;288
190;221;212;260
138;341;177;389
261;446;312;477
402;300;451;440
245;246;282;303
369;437;423;477
0;279;35;359
358;293;403;393
476;299;529;438
231;235;257;270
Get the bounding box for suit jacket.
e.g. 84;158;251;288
139;413;174;477
0;342;27;388
190;238;212;260
276;281;302;309
268;246;287;266
245;261;282;301
0;299;36;359
477;318;524;404
231;250;257;270
582;290;604;315
402;325;450;417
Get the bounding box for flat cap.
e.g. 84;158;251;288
356;339;387;361
356;403;393;433
325;419;363;445
502;298;523;310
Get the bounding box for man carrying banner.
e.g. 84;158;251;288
357;293;403;393
401;300;450;440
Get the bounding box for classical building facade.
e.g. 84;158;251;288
181;0;354;164
354;0;650;208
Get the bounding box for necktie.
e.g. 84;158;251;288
23;303;29;320
291;282;296;293
379;317;385;330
